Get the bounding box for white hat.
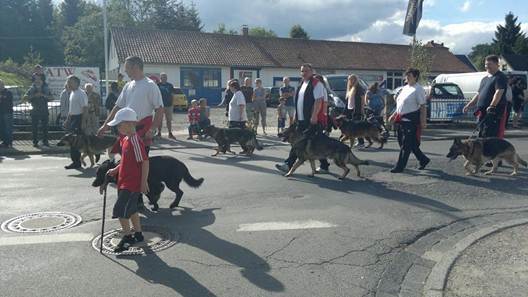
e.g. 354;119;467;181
107;107;138;126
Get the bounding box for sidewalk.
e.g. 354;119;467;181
445;223;528;297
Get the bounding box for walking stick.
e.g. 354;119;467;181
100;176;109;254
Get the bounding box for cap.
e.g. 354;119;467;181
107;107;138;126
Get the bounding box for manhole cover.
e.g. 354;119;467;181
1;212;82;233
92;225;178;255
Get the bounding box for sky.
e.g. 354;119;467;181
59;0;528;54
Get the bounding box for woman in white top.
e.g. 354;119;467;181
228;80;247;128
388;68;430;173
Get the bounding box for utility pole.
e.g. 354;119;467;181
103;0;109;97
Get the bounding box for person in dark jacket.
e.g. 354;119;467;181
0;79;14;147
105;82;119;112
24;73;52;147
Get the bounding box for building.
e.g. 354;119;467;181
109;27;474;105
454;54;478;72
499;54;528;72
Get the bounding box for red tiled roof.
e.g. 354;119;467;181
111;27;474;73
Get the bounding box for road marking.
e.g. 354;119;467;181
237;220;337;232
0;233;94;246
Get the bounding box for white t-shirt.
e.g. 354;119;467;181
395;83;426;120
296;80;325;121
228;90;247;122
116;77;164;120
69;88;88;115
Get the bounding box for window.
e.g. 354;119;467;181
387;71;404;90
203;70;220;88
182;70;199;88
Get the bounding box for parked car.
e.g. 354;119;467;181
426;82;467;121
12;100;62;127
323;74;369;108
172;87;188;111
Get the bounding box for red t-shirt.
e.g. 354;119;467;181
118;133;148;192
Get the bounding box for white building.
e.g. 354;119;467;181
109;27;474;105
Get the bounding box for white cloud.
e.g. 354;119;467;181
334;12;500;54
460;0;471;12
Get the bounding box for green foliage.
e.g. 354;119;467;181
249;27;277;38
493;12;524;55
213;23;239;35
468;43;497;71
290;24;309;39
409;39;434;84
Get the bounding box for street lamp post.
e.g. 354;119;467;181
103;0;109;97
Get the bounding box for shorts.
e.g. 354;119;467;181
285;106;295;118
163;106;173;121
112;189;140;219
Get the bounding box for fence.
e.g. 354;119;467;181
429;99;475;122
13;100;64;131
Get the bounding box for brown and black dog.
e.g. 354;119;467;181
334;115;388;149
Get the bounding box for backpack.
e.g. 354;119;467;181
368;91;385;114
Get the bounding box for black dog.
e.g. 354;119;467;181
92;156;204;211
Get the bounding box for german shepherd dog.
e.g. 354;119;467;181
57;133;116;167
92;156;204;211
334;115;388;149
203;125;263;156
446;138;527;176
284;132;369;179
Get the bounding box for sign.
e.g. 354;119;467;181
403;0;424;36
45;67;101;101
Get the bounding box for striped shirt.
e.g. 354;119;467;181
118;133;148;192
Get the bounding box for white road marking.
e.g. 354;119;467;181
237;220;337;232
0;233;94;246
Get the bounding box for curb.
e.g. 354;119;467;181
423;218;528;297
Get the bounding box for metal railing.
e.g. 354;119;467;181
12;100;64;131
429;99;475;122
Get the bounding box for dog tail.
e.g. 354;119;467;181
348;151;369;165
183;168;205;188
518;154;528;167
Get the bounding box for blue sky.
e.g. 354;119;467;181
58;0;528;54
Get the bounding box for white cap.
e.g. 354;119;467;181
107;107;138;126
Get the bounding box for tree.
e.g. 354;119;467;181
59;0;84;27
409;39;434;84
493;12;524;55
249;27;277;38
213;23;238;35
62;8;104;69
468;43;497;71
289;24;309;39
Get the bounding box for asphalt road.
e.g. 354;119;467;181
1;136;527;297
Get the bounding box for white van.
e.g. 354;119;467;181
433;70;528;100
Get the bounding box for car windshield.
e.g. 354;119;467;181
326;77;348;91
433;84;463;98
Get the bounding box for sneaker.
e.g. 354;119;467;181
275;163;290;173
114;234;135;253
65;163;82;170
33;143;39;148
168;134;176;140
390;167;404;173
315;167;329;174
187;136;193;140
418;158;430;170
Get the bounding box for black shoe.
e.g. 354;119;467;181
275;163;290;173
65;163;82;170
33;143;39;148
390;167;404;173
42;142;50;147
418;158;430;170
134;232;144;243
114;234;135;253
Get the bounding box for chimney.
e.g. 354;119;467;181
241;25;249;36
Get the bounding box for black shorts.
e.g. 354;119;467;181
112;189;140;219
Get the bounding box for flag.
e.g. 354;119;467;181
403;0;424;36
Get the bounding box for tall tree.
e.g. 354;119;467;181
409;39;434;84
59;0;84;27
493;12;524;55
249;27;277;38
289;24;309;39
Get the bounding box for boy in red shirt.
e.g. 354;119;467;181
106;107;150;253
187;99;200;140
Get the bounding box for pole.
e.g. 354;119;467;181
103;0;109;98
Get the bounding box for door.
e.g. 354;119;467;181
180;68;223;105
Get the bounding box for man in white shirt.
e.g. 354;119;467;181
388;68;430;173
98;56;164;154
64;75;88;169
276;63;329;173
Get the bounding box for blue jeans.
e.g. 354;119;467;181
0;113;13;146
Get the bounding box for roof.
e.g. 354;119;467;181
111;27;474;73
455;55;478;72
502;54;528;71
